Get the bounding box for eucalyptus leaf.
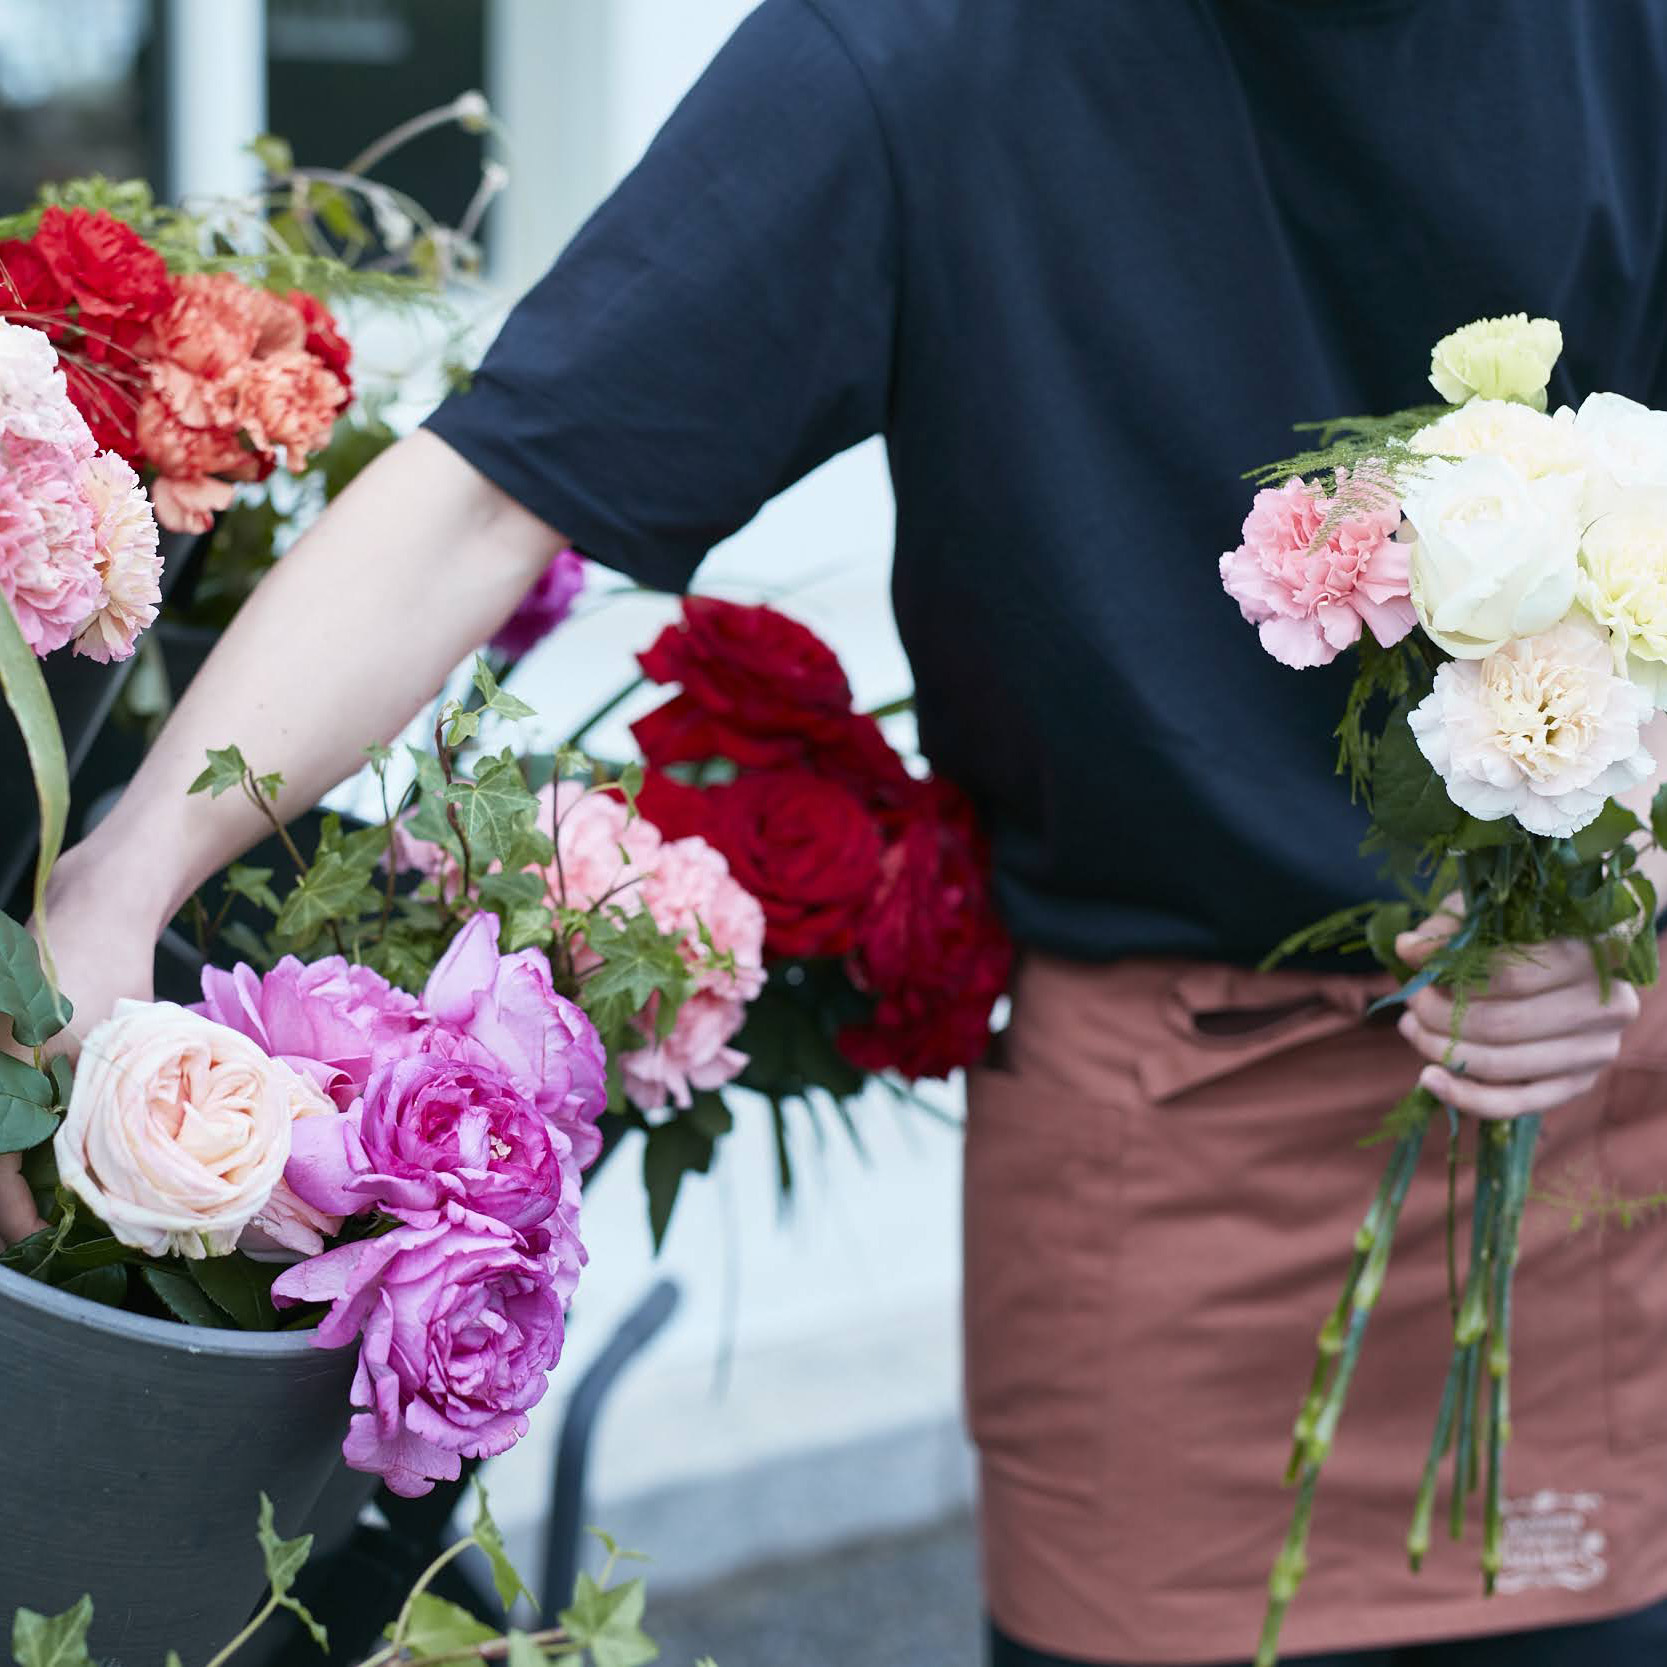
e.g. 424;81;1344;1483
0;1097;56;1155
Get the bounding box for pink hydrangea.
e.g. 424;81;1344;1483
0;435;103;655
491;546;587;658
72;450;161;663
539;780;663;914
622;990;751;1114
193;956;427;1111
1220;471;1415;669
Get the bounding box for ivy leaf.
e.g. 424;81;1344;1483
558;1574;658;1667
503;904;555;954
142;1266;231;1328
472;1477;535;1613
0;1054;57;1154
580;912;692;1034
505;1633;546;1667
258;1493;329;1652
387;1595;496;1660
190;1254;280;1330
444;706;481;749
189;744;249;799
643;1118;718;1251
1371;709;1461;845
587;1528;649;1565
220;921;275;970
472;656;537;722
224;864;282;916
617;762;644;818
10;1596;94;1667
0;912;71;1047
1571;799;1643;864
446;752;541;871
254;771;284;802
275;850;379;942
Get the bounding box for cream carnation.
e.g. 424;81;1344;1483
1402;454;1582;658
1407;618;1654;838
1410;399;1590;489
1429;314;1563;411
1576;489;1667;708
1569;392;1667;521
55;1000;313;1259
71;450;161;663
0;319;94;454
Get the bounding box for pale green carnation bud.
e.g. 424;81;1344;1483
1429;314;1564;411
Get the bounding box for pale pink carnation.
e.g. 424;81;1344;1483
639;835;766;1000
0;435;102;655
622;990;750;1114
1220;471;1415;669
0;319;95;454
1408;617;1655;838
539;780;663;914
72;450;161;662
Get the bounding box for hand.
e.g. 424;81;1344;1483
0;847;158;1247
1393;895;1640;1120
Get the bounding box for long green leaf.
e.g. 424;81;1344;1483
0;589;70;994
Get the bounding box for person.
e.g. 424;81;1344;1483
8;2;1667;1662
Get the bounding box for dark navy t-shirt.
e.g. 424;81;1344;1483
427;0;1667;966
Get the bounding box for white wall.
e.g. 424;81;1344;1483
468;0;970;1594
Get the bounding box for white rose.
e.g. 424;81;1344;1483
1429;314;1563;411
1570;391;1667;521
1408;617;1654;839
1402;454;1582;658
1577;488;1667;708
54;1000;315;1260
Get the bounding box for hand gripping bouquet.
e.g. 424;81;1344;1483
1220;316;1667;1664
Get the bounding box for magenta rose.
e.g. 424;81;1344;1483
273;1204;570;1497
424;914;608;1168
194;956;426;1111
287;1051;580;1236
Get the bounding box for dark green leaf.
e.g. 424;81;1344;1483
684;1094;733;1142
503;904;555;954
190;1254;281;1330
189;744;249;799
59;1264;127;1308
0;1097;56;1154
219;921;275;970
46;1053;72;1107
225;864;282;916
0;586;70;942
580;912;693;1036
11;1596;94;1667
1449;814;1521;851
0;912;71;1047
472;1477;535;1613
387;1594;496;1660
1651;783;1667;850
643;1119;717;1251
1571;799;1643;864
1371;708;1461;845
478;869;550;912
142;1266;231;1328
1363;902;1415;979
559;1574;657;1667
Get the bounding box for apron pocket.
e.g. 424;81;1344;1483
963;1063;1121;1506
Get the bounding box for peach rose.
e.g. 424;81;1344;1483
55;1000;313;1259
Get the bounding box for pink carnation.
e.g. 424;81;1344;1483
539;780;662;914
0;319;96;454
0;435;102;655
72;449;161;662
639;836;766;1001
622;990;750;1114
491;547;587;658
193;956;427;1112
1220;472;1415;669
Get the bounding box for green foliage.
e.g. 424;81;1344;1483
0;1055;57;1154
1569;799;1642;863
257;1493;328;1652
473;657;537;723
1335;638;1417;804
473;1479;536;1614
10;1596;93;1667
579;911;694;1040
389;1595;498;1659
1243;405;1450;491
736;965;870;1102
190;745;253;799
559;1573;658;1667
445;752;544;871
0;913;71;1049
274;849;380;944
141;1266;231;1328
643;1108;726;1251
1370;707;1462;846
190;1254;282;1330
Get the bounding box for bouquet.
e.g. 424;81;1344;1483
1220;315;1667;1664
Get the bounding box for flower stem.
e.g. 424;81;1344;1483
201;1595;279;1667
1448;1124;1505;1541
387;1538;477;1658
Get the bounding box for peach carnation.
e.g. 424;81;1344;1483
236;349;348;470
1221;471;1415;669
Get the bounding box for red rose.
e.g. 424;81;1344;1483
633;597;856;769
632;770;712;842
286;289;354;400
32;207;173;326
839;779;1012;1078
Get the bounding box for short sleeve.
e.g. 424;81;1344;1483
425;0;898;593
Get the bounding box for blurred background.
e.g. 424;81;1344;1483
0;3;976;1661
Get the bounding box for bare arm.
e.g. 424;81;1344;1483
0;430;562;1242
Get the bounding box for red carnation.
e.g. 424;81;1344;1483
633;597;856;770
286;289;354;401
31;207;172;329
0;236;63;317
840;779;1011;1079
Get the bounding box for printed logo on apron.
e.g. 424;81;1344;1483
1496;1491;1609;1594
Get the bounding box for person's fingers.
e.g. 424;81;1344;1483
1397;1010;1625;1084
1419;1063;1603;1121
1470;938;1604;998
0;1152;44;1246
1395;892;1465;970
1407;977;1640;1045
